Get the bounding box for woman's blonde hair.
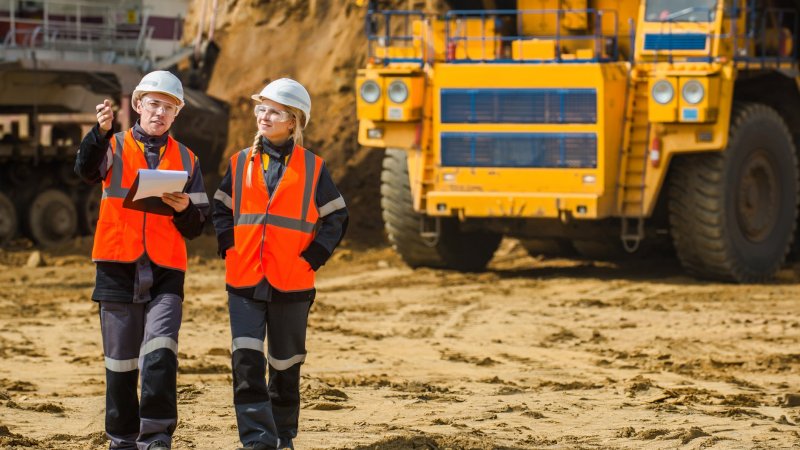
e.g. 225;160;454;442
245;104;307;187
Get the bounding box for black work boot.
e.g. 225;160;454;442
236;443;273;450
147;441;169;450
278;437;294;450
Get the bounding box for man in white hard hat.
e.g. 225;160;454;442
75;70;210;450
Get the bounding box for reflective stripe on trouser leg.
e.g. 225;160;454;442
228;293;279;448
100;301;145;450
137;294;181;450
267;299;312;442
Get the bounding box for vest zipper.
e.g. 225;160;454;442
259;148;292;277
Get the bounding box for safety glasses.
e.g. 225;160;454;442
141;98;178;116
254;105;292;122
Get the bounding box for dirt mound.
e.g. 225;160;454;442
184;0;413;246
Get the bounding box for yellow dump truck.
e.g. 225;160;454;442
356;0;800;282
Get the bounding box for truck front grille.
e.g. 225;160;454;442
441;88;597;124
441;132;597;168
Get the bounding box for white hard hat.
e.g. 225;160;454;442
251;78;311;127
132;70;185;109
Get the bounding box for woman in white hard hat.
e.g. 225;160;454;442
75;70;210;450
212;78;348;450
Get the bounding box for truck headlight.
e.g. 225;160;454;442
388;80;409;103
360;80;381;104
682;80;705;105
652;80;674;105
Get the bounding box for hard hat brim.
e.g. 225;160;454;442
134;89;185;108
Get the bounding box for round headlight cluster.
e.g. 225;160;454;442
388;80;409;103
652;80;674;105
360;80;380;104
682;80;705;104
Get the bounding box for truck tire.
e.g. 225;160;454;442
0;192;17;245
26;189;78;248
668;103;799;282
381;148;501;271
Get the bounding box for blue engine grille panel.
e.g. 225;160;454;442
643;33;707;51
441;133;597;168
441;89;597;124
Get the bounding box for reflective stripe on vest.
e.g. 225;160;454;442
225;144;322;291
91;129;195;271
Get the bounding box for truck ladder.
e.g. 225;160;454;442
616;72;650;252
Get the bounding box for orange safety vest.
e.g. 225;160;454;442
92;129;196;271
225;144;322;292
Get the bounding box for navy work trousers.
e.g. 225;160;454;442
99;294;181;450
228;293;311;448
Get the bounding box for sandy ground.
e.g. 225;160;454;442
1;237;800;449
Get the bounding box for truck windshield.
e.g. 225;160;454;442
645;0;718;22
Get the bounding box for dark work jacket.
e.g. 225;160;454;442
74;122;210;302
212;137;349;302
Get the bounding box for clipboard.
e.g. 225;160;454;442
123;170;189;216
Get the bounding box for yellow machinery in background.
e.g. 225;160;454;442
356;0;800;282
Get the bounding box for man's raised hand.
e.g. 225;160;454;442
96;99;114;133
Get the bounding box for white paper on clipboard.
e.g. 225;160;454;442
131;169;188;201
